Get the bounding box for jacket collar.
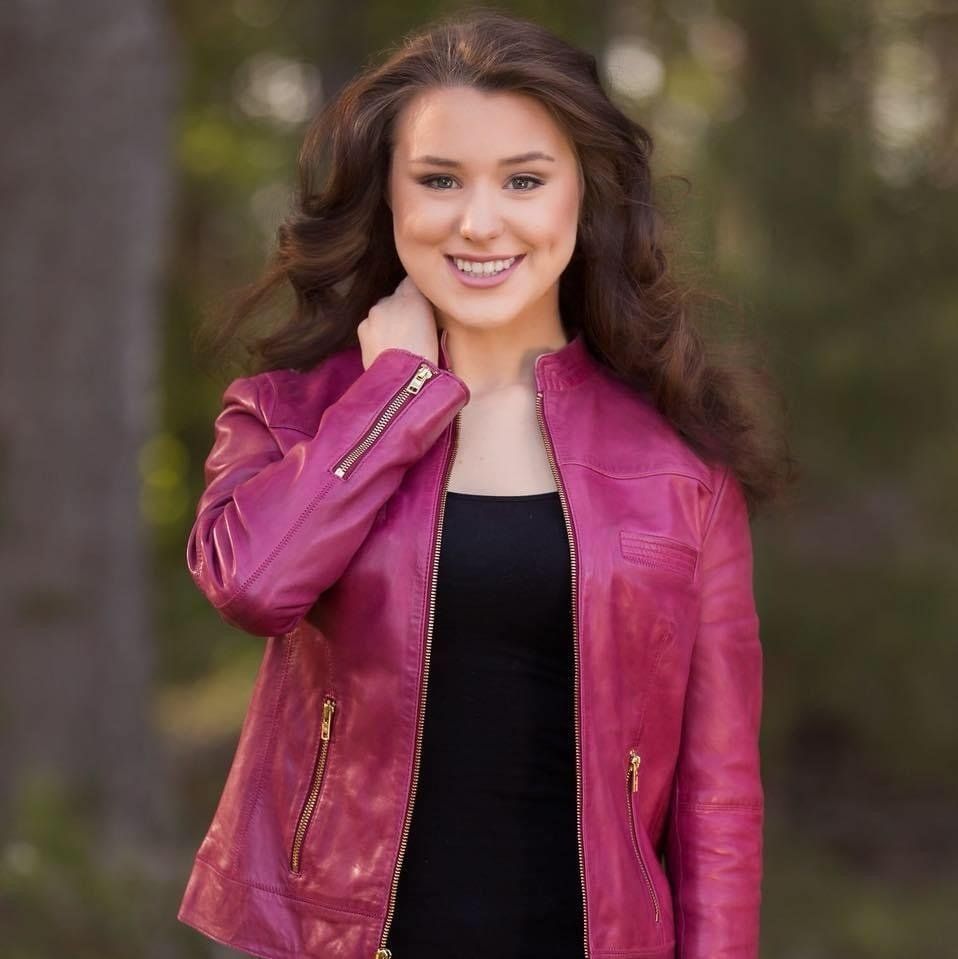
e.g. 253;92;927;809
438;325;595;392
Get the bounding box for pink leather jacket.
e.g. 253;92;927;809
177;328;764;959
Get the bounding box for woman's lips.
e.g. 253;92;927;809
444;254;525;287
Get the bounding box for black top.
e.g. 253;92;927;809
386;490;584;958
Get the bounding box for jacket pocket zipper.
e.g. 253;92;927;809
332;362;434;478
290;696;336;873
627;749;661;923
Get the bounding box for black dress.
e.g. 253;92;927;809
385;490;584;958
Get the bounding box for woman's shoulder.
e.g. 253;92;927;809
583;362;721;493
244;345;366;435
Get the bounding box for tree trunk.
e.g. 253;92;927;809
0;0;179;861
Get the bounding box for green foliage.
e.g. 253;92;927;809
762;813;958;958
0;774;208;958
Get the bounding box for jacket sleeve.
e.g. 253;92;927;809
664;465;765;959
186;347;470;637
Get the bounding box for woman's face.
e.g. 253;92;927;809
387;85;583;333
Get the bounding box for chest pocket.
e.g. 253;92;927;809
619;530;698;583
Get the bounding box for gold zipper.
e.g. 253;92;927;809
626;749;661;922
535;388;590;959
373;407;460;959
333;363;434;479
289;696;336;873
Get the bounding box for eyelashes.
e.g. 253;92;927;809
418;174;544;192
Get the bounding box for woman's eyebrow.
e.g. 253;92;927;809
410;151;556;167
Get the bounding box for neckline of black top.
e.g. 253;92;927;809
446;490;559;501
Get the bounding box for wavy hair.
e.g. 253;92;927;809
193;6;797;514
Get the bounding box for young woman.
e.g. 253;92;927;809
178;9;793;959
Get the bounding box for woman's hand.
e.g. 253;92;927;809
358;275;440;370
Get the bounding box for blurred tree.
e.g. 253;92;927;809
0;0;179;882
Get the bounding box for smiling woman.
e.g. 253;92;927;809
180;8;794;959
385;86;582;324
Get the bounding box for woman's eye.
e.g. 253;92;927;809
421;174;457;190
508;175;543;191
419;174;543;191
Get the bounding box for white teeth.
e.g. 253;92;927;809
453;255;517;275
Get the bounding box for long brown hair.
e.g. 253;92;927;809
193;6;797;514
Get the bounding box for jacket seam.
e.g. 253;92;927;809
262;368;318;435
271;422;316;437
630;626;673;745
670;775;686;952
677;799;763;812
192;373;277;592
591;944;676;957
193;853;382;920
263;370;279;423
700;463;731;545
565;461;715;489
229;634;296;861
216;477;336;617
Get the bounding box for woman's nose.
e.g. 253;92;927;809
459;187;503;241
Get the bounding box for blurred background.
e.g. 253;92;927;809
1;1;955;956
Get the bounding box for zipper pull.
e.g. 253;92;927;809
405;363;434;394
321;699;336;741
374;950;392;958
628;750;641;792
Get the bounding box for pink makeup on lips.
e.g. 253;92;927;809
444;253;525;288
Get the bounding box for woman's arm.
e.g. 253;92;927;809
187;347;469;637
665;465;765;959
